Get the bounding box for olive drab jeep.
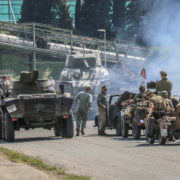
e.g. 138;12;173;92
0;70;74;142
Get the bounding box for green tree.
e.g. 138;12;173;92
20;0;73;29
79;0;113;39
20;0;51;24
112;0;127;39
75;0;82;31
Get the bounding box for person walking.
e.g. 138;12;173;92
97;85;108;136
74;86;92;136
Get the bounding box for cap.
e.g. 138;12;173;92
160;71;167;76
85;86;92;91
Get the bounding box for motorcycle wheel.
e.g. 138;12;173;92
148;138;155;144
158;136;166;145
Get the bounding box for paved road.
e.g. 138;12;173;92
1;121;180;180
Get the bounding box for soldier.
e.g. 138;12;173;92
133;85;146;104
74;86;92;136
156;71;172;97
160;91;174;112
97;85;108;136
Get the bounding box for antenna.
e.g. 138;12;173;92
8;0;17;24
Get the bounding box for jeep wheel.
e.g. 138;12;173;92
148;138;155;144
4;112;15;142
121;117;128;138
133;123;141;139
115;117;122;136
62;115;74;138
54;117;62;137
158;136;166;145
0;116;2;140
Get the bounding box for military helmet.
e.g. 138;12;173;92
139;85;145;92
160;71;167;76
160;91;168;98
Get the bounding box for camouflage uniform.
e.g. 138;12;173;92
97;92;108;133
133;92;146;104
74;91;92;132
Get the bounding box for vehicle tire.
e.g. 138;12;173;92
0;116;2;140
54;117;62;137
62;115;74;138
133;123;141;139
4;112;15;142
115;117;122;136
121;117;128;138
148;138;155;144
95;115;99;127
158;136;166;145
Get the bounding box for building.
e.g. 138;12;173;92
0;0;76;23
0;0;22;23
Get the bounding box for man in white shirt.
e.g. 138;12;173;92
48;77;56;92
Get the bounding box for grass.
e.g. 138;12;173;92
0;147;90;180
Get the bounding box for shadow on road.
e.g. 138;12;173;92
136;142;180;147
0;136;62;144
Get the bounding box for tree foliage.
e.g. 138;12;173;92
20;0;73;29
75;0;82;31
79;0;113;39
112;0;127;38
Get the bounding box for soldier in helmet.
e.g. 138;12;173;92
133;85;146;104
74;86;92;136
156;71;172;97
160;91;174;112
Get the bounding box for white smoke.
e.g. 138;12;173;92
143;0;180;94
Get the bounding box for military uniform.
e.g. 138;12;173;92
97;92;108;134
156;71;172;96
74;91;92;133
133;92;146;104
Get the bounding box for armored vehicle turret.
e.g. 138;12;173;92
0;70;74;142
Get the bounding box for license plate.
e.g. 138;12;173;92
7;104;17;113
161;129;167;137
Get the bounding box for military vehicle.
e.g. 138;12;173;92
60;52;109;119
121;100;149;139
0;70;74;142
146;111;176;145
60;52;109;95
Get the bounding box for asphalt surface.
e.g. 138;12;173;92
1;121;180;180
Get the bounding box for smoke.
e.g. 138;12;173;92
143;0;180;94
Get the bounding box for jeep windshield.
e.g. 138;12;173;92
65;56;101;68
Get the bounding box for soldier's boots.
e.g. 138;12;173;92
98;131;107;136
76;129;80;136
81;128;85;135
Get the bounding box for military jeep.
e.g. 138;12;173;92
0;70;74;142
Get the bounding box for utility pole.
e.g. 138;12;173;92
97;29;107;68
33;24;37;69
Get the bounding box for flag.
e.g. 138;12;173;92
140;68;146;79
